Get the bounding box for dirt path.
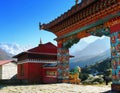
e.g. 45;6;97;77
0;83;111;93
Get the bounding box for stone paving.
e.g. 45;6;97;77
0;83;111;93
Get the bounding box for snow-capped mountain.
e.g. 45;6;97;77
0;48;12;60
70;36;111;68
0;43;33;55
0;36;111;65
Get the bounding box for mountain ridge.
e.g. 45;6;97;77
70;36;111;68
0;43;33;55
0;48;13;60
0;36;110;66
70;49;111;68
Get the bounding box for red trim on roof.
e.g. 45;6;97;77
27;51;57;55
13;42;74;58
13;42;57;58
0;60;14;65
28;42;57;54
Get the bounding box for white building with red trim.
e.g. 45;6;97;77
0;60;17;79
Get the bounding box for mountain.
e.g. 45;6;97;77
70;36;111;68
0;43;33;55
70;40;89;53
70;49;110;68
0;43;33;60
79;58;112;82
0;48;13;60
0;36;110;64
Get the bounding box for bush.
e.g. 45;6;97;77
82;80;92;85
93;82;99;85
92;77;104;84
81;74;104;85
79;73;89;81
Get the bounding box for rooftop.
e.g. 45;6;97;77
40;0;95;31
13;42;57;58
0;60;16;65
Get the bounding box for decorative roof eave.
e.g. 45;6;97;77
13;51;57;58
55;11;120;41
13;51;74;58
17;59;57;64
40;0;95;32
27;51;57;56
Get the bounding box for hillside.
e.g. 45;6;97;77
0;43;33;60
70;36;110;68
0;48;12;60
0;36;110;65
78;58;112;84
0;43;29;55
70;49;111;68
81;58;111;75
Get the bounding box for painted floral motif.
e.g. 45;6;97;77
57;48;69;82
111;31;120;84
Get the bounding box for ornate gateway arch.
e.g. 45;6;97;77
40;0;120;91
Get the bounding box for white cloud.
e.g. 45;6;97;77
0;43;34;55
0;36;110;56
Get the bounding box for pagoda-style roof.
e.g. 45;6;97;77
13;42;74;58
40;0;96;32
40;0;120;38
13;42;57;58
28;42;57;54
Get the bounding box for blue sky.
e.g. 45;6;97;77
0;0;111;56
0;0;81;46
0;0;110;51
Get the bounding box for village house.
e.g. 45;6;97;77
0;60;17;80
13;42;58;84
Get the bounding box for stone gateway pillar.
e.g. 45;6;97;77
57;41;69;83
108;17;120;91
